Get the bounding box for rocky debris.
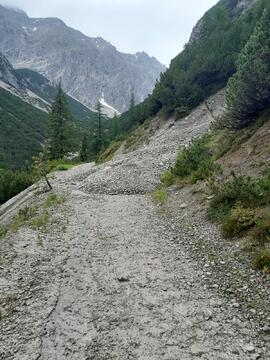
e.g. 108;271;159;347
81;90;225;195
1;89;270;358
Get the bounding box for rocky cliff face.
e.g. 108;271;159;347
0;5;165;112
189;0;259;44
0;52;22;89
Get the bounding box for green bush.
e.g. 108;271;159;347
175;106;190;119
161;171;175;186
254;249;270;271
251;210;270;245
53;164;73;171
209;172;270;214
0;169;33;206
221;206;256;238
172;134;222;183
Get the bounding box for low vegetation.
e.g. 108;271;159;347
1;193;65;238
253;249;270;272
97;140;122;164
0;169;33;206
152;188;168;204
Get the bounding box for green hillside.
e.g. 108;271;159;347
118;0;270;131
0;88;48;169
16;68;96;122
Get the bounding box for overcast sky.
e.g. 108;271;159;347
1;0;218;65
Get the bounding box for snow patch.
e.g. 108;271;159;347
100;95;120;118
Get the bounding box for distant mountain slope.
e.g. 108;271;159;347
0;87;48;169
15;68;97;121
0;53;97;169
0;5;165;112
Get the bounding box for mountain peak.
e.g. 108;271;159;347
0;4;27;16
0;6;164;112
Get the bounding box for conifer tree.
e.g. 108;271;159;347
128;92;136;125
111;113;119;139
225;9;270;128
48;85;75;159
95;100;103;152
79;133;88;162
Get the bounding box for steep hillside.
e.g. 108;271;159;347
0;53;101;169
0;87;48;169
15;68;96;122
117;0;267;131
0;5;165;112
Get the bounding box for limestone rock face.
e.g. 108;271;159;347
0;5;165;112
0;52;22;89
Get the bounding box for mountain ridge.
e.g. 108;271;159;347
0;5;165;112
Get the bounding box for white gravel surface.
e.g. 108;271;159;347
1;90;269;359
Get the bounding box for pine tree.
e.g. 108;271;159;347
95;100;103;152
79;133;88;162
225;9;270;128
128;92;136;126
48;85;75;159
111;113;119;139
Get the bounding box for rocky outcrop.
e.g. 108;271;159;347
0;52;22;89
0;5;165;112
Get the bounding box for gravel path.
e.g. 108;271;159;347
1;90;269;359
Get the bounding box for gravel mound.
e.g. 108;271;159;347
81;90;225;195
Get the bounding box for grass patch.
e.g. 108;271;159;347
53;163;74;171
97;140;123;164
45;193;65;208
125;120;150;150
2;192;66;236
152;188;168;204
0;225;7;238
29;210;49;230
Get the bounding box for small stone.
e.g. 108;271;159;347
191;344;206;356
243;344;255;353
180;203;188;209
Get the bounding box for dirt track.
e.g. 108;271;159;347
1;91;269;359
